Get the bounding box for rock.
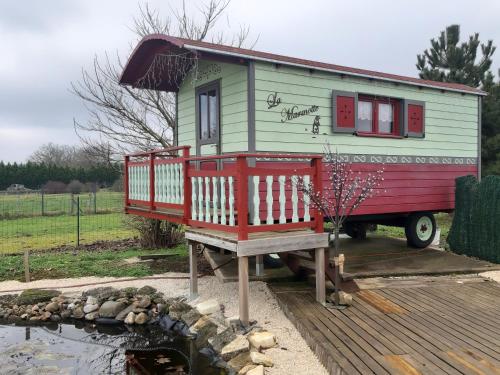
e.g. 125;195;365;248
196;299;219;315
31;305;39;313
86;296;98;305
67;303;76;310
50;314;61;322
135;296;151;309
72;307;85;319
209;327;236;352
135;312;148;325
250;352;273;367
221;335;250;361
191;315;218;348
83;287;119;301
17;289;60;305
339;291;353;306
41;311;52;321
248;331;276;350
99;301;126;318
83;304;99;314
124;312;136;325
246;365;264;375
29;316;41;321
115;305;135;321
137;285;156;295
44;302;60;313
181;309;202;326
238;365;257;375
168;301;192;320
85;312;99;321
157;303;168;314
20;313;28;320
119;287;138;298
228;352;252;372
60;310;71;319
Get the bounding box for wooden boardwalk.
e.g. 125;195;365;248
270;277;500;375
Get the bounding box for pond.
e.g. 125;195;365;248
0;321;225;374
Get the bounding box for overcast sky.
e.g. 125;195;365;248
1;0;499;163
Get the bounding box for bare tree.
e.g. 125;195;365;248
29;142;114;168
295;145;384;306
71;0;255;161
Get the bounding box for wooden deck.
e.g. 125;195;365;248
270;276;500;375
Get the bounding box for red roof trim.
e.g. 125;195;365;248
120;34;486;95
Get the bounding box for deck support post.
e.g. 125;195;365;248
255;255;264;277
238;256;250;326
189;241;198;299
315;247;326;305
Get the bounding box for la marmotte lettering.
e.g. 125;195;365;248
281;105;319;123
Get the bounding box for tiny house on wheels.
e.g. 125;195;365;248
120;35;483;323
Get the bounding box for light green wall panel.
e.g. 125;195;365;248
177;60;248;155
254;62;479;158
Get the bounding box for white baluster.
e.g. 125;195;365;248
146;165;150;201
212;177;218;224
160;164;165;202
175;164;181;204
291;175;299;223
279;176;286;224
220;177;226;225
252;176;260;225
154;164;159;202
266;176;273;224
171;164;176;203
170;164;175;203
191;177;197;220
179;163;184;204
141;166;146;200
198;177;204;221
205;177;211;223
228;176;235;226
303;175;311;222
165;164;172;203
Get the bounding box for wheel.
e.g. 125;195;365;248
344;222;367;240
405;212;436;248
263;254;284;268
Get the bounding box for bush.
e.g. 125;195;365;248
42;181;67;194
448;175;500;263
110;177;124;192
127;216;184;248
67;180;85;194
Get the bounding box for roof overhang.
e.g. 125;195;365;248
121;34;487;96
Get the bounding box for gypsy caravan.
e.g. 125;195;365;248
119;35;483;323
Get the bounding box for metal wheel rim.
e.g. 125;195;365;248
416;216;433;241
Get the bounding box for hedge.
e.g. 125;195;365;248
448;175;500;263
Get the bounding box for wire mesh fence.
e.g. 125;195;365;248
0;190;136;255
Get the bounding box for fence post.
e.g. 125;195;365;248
41;190;45;216
76;195;80;248
124;155;130;208
236;155;249;240
24;249;30;282
93;190;97;214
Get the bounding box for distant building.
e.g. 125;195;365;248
6;184;31;193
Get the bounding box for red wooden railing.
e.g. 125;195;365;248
125;147;323;240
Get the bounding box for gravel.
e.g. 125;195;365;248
0;274;328;375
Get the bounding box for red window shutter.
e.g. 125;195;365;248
332;91;357;133
337;96;355;128
404;101;425;138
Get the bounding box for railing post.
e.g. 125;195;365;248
313;157;324;233
149;152;155;211
183;147;191;225
236;156;249;240
124;155;130;208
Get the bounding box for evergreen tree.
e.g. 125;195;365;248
416;24;495;88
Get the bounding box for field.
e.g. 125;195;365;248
0;191;136;254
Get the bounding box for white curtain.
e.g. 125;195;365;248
378;103;392;122
358;101;372;120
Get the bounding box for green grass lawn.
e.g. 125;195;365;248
0;244;188;282
0;191;135;254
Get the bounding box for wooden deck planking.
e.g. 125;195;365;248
270;278;500;375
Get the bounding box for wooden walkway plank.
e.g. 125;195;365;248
430;285;500;316
383;288;500;347
281;291;363;374
288;292;388;375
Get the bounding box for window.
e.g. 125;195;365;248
356;95;401;136
197;83;219;143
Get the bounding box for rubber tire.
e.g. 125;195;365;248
405;212;436;248
344;222;367;240
263;254;284;268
